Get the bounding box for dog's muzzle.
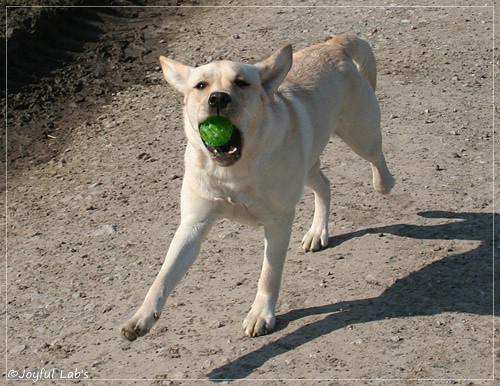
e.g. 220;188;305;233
200;119;243;167
201;93;242;167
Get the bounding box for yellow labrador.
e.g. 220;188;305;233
120;34;394;340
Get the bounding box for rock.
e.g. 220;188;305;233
365;273;381;285
12;344;26;353
72;292;86;299
92;224;118;236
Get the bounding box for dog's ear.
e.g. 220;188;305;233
256;44;293;103
159;56;193;95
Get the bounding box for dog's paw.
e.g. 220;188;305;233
120;312;158;341
243;308;275;337
302;227;328;252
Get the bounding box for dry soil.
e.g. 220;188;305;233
3;1;499;385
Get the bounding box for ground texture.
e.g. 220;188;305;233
3;1;499;384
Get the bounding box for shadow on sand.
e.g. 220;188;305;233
208;210;498;380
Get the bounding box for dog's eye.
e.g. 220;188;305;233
234;79;250;88
195;82;208;90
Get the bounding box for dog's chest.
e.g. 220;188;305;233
213;189;265;226
196;165;298;225
204;175;281;226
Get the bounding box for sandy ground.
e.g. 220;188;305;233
3;1;499;384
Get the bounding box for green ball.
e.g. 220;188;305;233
199;116;234;147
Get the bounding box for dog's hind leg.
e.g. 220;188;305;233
369;151;394;194
302;160;331;252
337;127;395;195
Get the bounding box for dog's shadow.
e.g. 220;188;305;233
208;210;498;380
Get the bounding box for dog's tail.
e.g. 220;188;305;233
326;35;377;91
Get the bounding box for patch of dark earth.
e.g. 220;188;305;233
3;0;201;174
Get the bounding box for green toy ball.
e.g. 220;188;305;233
199;116;234;147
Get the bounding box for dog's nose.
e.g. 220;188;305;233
208;92;231;112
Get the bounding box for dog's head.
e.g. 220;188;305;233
159;45;292;167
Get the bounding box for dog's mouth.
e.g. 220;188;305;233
200;125;243;167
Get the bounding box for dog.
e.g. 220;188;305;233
120;34;394;341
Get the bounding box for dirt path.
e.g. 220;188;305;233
4;1;499;384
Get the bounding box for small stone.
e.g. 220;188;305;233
365;273;380;285
137;152;151;161
170;371;187;379
202;359;214;369
12;344;26;353
212;320;226;328
92;224;118;236
84;303;97;311
50;339;62;349
102;305;113;313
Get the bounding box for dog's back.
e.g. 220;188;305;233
284;34;376;91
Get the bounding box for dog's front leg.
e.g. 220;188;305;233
120;216;214;341
243;212;295;337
